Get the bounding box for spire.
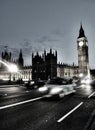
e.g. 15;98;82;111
55;50;57;57
78;23;86;38
4;46;8;52
37;51;39;56
18;49;24;68
44;49;46;56
19;49;22;58
50;48;52;54
32;53;34;58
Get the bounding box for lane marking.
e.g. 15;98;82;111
0;96;43;110
57;102;83;123
88;91;95;99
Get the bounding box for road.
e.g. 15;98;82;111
0;84;95;130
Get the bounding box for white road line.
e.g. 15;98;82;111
57;102;83;123
88;91;95;99
0;96;43;110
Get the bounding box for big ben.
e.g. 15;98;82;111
77;24;89;76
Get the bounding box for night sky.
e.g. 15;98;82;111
0;0;95;68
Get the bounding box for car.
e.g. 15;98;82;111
24;80;46;89
24;80;35;89
75;75;92;86
90;79;95;86
39;77;76;99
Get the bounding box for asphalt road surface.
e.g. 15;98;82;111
0;84;95;130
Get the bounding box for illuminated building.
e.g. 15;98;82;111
0;25;94;81
77;24;89;76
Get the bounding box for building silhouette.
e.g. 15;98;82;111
1;48;24;69
32;49;57;80
1;47;12;69
18;49;24;69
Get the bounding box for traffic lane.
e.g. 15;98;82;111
0;84;95;129
0;85;27;99
0;83;94;107
0;89;46;107
75;84;95;98
55;99;95;130
0;97;61;130
83;94;95;130
34;97;95;130
0;85;27;95
0;84;48;107
50;92;95;130
0;94;83;130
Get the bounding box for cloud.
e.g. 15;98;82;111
9;47;19;58
18;31;65;64
0;30;65;65
52;29;64;37
35;35;59;44
0;44;19;62
19;39;39;55
19;36;58;56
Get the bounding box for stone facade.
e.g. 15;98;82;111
57;63;78;78
77;24;89;76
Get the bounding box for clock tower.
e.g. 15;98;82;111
77;24;89;76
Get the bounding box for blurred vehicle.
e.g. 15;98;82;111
24;80;34;89
76;76;92;86
90;79;95;86
39;77;76;99
25;80;46;89
72;76;79;84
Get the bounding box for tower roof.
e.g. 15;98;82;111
19;49;23;59
78;23;86;38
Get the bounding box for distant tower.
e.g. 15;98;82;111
1;46;12;69
77;24;89;76
45;49;57;79
1;46;11;62
18;49;24;68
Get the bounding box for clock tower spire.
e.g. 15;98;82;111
77;24;89;76
78;23;86;38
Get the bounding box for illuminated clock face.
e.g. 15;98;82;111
79;41;84;47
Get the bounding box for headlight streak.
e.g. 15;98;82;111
38;86;48;92
50;88;63;94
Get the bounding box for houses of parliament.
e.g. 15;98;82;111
0;25;94;81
